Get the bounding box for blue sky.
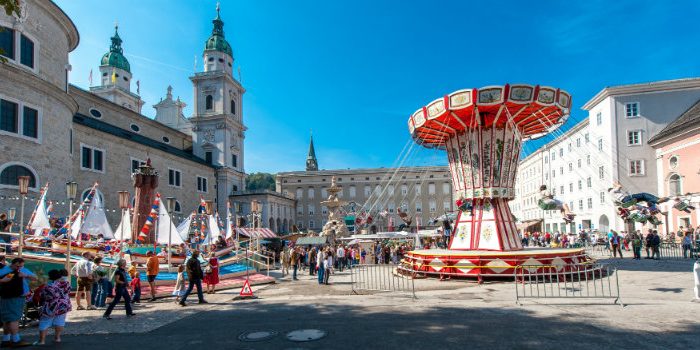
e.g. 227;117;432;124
55;0;700;173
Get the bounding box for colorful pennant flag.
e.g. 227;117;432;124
137;193;161;243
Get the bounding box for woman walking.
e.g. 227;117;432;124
34;269;71;345
203;252;220;294
103;259;135;320
323;248;333;285
172;265;186;303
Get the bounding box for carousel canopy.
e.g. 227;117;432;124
408;84;571;148
236;228;277;239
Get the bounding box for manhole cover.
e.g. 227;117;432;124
238;330;278;342
286;329;327;342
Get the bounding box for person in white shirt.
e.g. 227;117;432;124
316;247;324;285
537;185;575;223
70;252;95;310
607;181;668;207
323;249;333;285
335;246;345;272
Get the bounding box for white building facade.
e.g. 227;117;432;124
511;78;700;234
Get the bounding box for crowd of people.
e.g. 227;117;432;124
520;224;700;259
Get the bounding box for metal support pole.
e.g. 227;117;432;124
18;195;25;257
168;210;173;272
66;200;74;271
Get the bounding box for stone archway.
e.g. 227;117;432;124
283;218;288;233
269;217;275;232
276;218;282;234
599;215;610;233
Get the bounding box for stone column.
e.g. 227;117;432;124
132;159;159;243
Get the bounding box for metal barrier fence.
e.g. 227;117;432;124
587;241;700;260
350;264;416;299
514;264;623;307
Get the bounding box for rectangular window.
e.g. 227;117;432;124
205;151;213;165
587;177;592;188
401;185;408;195
322;206;328;215
585;133;589;143
197;176;208;192
19;34;34;68
308;204;314;215
625;102;639;118
544;156;548;164
552;170;555;178
596;112;602;125
599;166;605;179
0;99;18;133
568;163;573;172
443;201;450;210
22;106;37;138
551;152;555;161
577;159;581;168
415;185;421;195
578;180;582;190
578;199;583;210
576;138;580;147
587;198;593;209
600;192;605;204
569;183;573;192
428;183;435;195
0;26;14;60
415;202;422;213
587;155;591;165
568;143;572;152
309;220;314;229
559;148;563;157
81;147;91;169
131;159;140;173
598;139;603;151
80;145;104;172
560;186;564;195
168;169;181;187
627;130;641;145
231;154;237;167
442;183;450;195
629;160;645;176
560;167;563;175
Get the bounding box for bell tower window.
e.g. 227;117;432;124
230;99;236;115
205;95;213;110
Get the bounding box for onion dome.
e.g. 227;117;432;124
204;4;233;57
100;25;130;73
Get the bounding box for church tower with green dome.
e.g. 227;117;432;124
90;24;144;113
190;3;247;214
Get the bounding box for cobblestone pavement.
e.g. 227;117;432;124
22;253;700;349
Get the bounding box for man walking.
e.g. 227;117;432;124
316;247;324;284
103;259;135;319
0;257;36;347
610;231;623;258
336;245;345;272
146;251;159;301
309;247;317;276
652;230;661;259
71;252;95;310
180;251;207;306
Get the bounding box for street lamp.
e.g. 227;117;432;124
118;191;130;242
165;197;176;270
251;200;260;251
65;181;78;270
17;176;30;257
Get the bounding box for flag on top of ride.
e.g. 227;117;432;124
138;193;161;243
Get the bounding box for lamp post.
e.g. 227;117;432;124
65;181;78;270
251;200;260;251
17;176;30;257
118;191;130;242
165;197;176;271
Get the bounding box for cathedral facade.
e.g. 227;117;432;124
0;1;248;227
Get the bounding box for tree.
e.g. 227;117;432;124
0;0;21;63
245;172;276;191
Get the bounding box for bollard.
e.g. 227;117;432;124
694;260;700;300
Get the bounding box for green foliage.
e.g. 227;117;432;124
0;0;20;63
245;172;276;191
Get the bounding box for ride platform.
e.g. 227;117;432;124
401;247;589;280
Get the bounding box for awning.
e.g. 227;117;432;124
516;219;543;231
235;228;277;239
295;236;328;245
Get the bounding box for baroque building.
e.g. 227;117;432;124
0;1;256;230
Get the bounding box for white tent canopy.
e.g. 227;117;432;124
176;214;192;239
79;190;114;239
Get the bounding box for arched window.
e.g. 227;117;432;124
0;164;36;188
669;174;682;196
205;95;213;110
230;99;236;115
174;201;182;213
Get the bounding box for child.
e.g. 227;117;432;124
34;269;71;346
130;270;141;303
172;265;186;303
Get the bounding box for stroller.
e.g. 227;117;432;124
20;284;45;328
